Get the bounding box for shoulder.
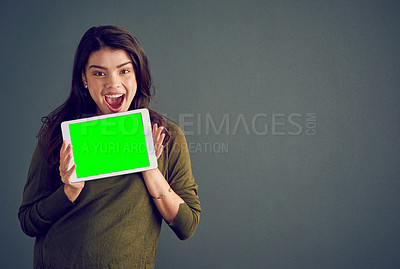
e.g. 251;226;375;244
164;121;190;156
167;121;184;137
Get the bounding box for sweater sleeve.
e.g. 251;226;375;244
164;123;201;240
18;143;75;237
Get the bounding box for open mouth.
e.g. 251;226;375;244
105;93;125;112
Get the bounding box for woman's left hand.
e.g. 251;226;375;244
152;123;165;159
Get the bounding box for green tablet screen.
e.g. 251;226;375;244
68;112;150;178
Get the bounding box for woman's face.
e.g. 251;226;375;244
82;48;137;115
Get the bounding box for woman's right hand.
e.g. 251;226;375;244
59;141;84;203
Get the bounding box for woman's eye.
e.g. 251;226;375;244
120;69;130;74
94;72;105;76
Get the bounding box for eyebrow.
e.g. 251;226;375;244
88;61;132;70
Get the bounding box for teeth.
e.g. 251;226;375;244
105;94;124;98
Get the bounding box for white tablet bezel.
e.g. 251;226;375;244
61;108;157;182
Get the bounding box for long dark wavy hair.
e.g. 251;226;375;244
39;25;169;172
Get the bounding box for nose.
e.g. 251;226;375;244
105;73;121;89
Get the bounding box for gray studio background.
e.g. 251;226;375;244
1;0;399;268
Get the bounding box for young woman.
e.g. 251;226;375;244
19;25;201;268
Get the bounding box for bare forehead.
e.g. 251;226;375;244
87;48;132;68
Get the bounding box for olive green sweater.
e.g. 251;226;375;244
19;122;201;269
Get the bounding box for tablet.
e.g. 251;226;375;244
61;108;157;182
